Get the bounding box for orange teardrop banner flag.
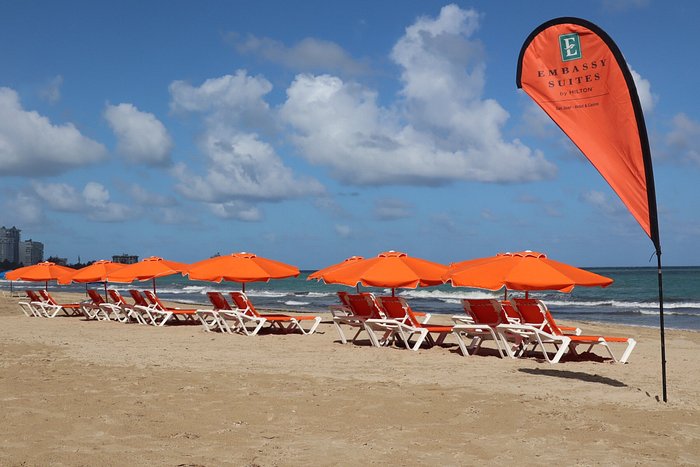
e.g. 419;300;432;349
517;17;659;252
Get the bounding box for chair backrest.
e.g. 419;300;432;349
511;298;562;335
26;290;42;302
143;290;166;310
500;300;522;322
108;289;128;305
346;294;381;319
229;292;259;317
129;289;150;307
207;291;232;310
394;297;425;327
462;299;507;326
378;296;411;323
87;289;105;305
337;291;351;307
39;289;58;305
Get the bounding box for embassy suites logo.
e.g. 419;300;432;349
559;33;582;61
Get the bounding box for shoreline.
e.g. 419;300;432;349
2;292;699;464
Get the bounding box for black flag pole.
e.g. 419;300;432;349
657;251;667;402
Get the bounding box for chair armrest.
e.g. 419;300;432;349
452;315;475;325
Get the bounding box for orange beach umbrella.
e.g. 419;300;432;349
5;261;76;290
186;252;299;292
319;250;447;296
59;260;126;298
443;250;613;296
108;256;189;293
307;256;364;281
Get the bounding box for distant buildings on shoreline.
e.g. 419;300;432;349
0;226;44;266
112;254;139;264
1;226;141;268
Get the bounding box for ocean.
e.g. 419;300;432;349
2;267;699;330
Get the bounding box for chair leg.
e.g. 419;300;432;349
548;336;571;364
619;339;636;363
332;319;349;343
410;329;430;351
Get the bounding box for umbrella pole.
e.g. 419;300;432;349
103;281;108;301
153;278;156;295
45;280;48;291
242;282;246;294
392;288;395;297
10;280;12;295
504;288;508;300
525;290;529;299
85;283;88;297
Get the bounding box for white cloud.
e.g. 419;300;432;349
520;101;558;139
169;72;325;207
104;103;173;166
209;201;262;222
629;67;657;114
280;5;555;185
334;224;351;238
32;181;131;222
0;87;106;176
173;130;324;202
156;207;191;225
233;35;369;76
2;192;44;225
580;190;627;217
39;75;63;104
481;209;498;222
374;198;414;220
430;212;459;234
666;113;700;166
32;182;84;211
169;71;274;131
127;184;175;207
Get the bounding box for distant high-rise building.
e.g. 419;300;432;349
0;226;21;263
19;239;44;266
112;254;139;264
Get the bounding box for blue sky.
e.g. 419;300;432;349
1;0;698;269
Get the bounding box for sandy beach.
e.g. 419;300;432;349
1;292;699;466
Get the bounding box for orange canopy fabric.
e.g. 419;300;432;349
5;261;76;283
307;256;364;280
186;252;299;284
319;251;447;289
58;260;125;284
444;251;613;292
108;256;189;283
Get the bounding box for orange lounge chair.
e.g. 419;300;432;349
82;289;111;320
18;290;54;317
143;290;197;326
128;290;162;325
106;289;145;324
200;291;238;333
497;300;637;363
363;296;453;351
228;291;321;336
509;298;581;335
331;292;385;345
39;289;84;316
451;299;515;358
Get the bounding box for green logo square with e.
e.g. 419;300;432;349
559;33;582;61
